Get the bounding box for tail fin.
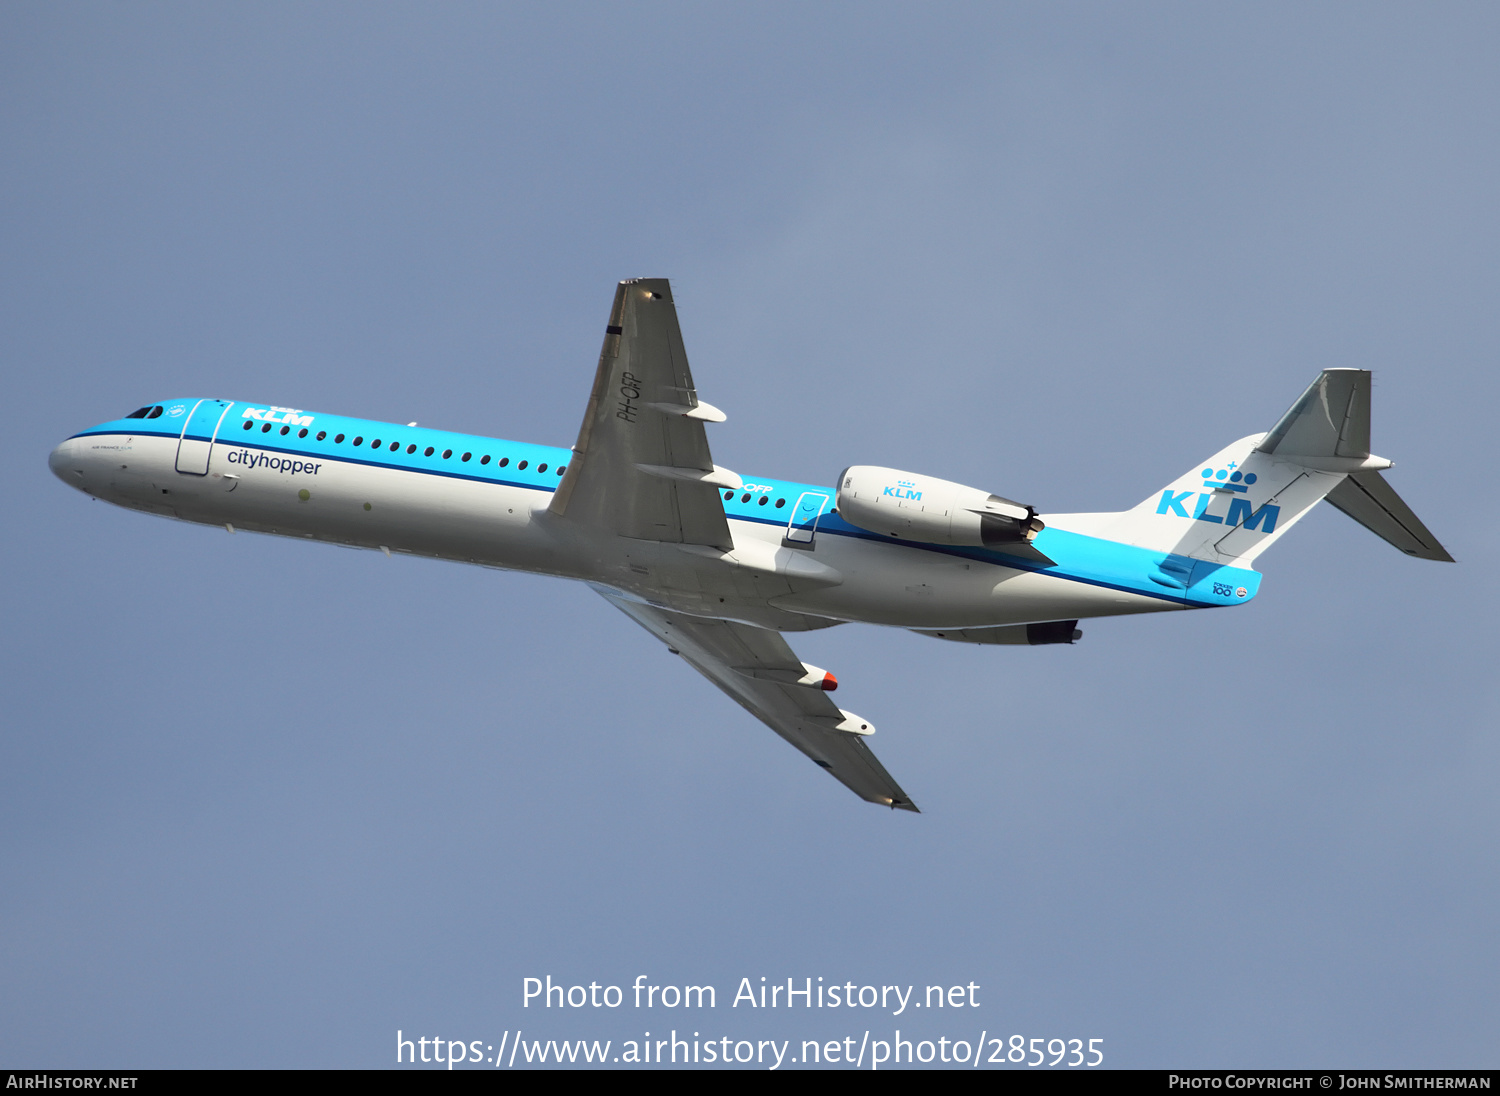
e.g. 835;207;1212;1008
1058;369;1452;565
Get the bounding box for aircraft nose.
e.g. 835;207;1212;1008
49;438;85;488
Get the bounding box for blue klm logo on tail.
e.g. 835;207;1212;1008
1158;463;1279;531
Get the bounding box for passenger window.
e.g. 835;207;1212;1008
758;495;768;505
724;490;733;499
353;436;363;445
537;463;547;473
740;493;750;503
299;428;309;438
442;449;452;459
557;465;566;475
280;425;290;435
480;455;491;465
775;497;786;508
335;434;345;443
518;460;528;470
498;457;509;468
371;438;381;448
262;423;272;433
243;420;254;431
406;444;416;454
462;452;472;462
424;446;434;456
389;441;398;451
317;431;327;441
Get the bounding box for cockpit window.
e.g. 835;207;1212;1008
147;406;164;419
125;407;151;419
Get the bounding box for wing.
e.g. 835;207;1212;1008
595;586;919;812
550;278;739;550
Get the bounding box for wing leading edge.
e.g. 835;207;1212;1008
595;586;919;812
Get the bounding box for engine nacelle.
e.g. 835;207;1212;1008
836;466;1044;548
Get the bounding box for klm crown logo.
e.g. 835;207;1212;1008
1201;462;1257;493
884;479;922;501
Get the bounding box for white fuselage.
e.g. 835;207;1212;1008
50;417;1188;635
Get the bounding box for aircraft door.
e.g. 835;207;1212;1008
785;491;830;545
175;399;234;475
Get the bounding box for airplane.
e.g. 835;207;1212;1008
48;278;1452;813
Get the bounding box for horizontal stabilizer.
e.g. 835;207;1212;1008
1256;368;1372;459
1325;471;1454;562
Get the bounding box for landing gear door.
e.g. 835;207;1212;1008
176;400;234;475
785;491;830;545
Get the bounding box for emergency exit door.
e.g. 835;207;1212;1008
175;400;234;475
785;491;830;544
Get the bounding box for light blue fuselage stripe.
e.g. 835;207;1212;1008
78;405;1261;610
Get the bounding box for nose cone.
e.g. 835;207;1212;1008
49;438;84;489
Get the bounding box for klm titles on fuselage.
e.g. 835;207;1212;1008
242;406;314;428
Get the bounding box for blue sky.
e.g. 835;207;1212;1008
2;3;1496;1068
